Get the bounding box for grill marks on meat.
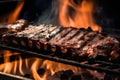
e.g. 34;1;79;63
79;32;99;54
52;28;79;53
48;28;73;52
2;24;120;61
76;34;104;57
64;30;87;47
57;28;78;45
87;36;119;59
48;28;73;44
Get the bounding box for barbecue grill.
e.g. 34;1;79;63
0;40;120;75
0;25;120;79
0;0;120;80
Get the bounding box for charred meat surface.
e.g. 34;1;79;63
0;19;28;36
2;23;120;61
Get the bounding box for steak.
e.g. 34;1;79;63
2;23;120;61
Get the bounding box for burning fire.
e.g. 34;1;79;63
1;0;101;32
8;0;24;23
0;50;104;80
0;0;106;79
58;0;101;32
0;50;80;79
0;50;25;75
0;0;24;24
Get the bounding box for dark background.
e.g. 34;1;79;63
0;0;120;29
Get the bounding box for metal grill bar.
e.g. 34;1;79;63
0;52;31;64
0;42;120;75
0;72;32;80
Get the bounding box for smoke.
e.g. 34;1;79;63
36;0;59;26
20;0;119;29
36;0;102;32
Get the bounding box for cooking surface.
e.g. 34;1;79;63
2;23;120;61
0;38;120;75
0;19;120;75
0;0;120;79
0;0;120;80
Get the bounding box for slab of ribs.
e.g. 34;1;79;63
1;19;120;61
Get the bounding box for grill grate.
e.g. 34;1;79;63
0;72;32;80
0;41;120;75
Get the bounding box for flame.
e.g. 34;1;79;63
8;0;24;23
30;60;81;80
3;50;13;73
58;0;101;32
0;50;81;80
13;59;17;74
30;58;42;80
19;56;24;75
42;60;79;75
0;50;104;80
0;50;27;75
0;50;16;74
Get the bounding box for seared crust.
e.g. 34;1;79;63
2;24;120;61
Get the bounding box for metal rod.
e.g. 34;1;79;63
93;60;120;66
0;43;120;75
0;72;32;80
0;52;32;64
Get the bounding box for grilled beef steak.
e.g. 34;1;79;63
2;23;120;61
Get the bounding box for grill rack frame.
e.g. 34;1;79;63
0;41;120;75
0;72;32;80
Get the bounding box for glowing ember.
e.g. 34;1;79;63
58;0;101;32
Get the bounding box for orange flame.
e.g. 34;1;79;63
3;50;13;73
58;0;101;32
19;56;24;75
30;58;42;80
0;50;104;80
0;50;27;75
42;60;79;75
8;0;24;23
